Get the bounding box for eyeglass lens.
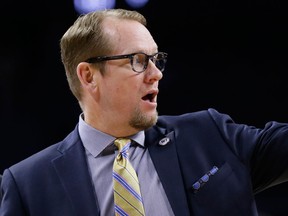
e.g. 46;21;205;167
132;53;166;72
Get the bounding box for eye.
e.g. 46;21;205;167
134;53;146;65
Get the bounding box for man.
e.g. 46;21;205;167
0;8;288;216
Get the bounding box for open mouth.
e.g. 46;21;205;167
142;91;158;102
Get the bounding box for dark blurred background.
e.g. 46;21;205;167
1;0;288;215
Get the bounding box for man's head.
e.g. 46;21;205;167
60;9;147;101
60;9;167;137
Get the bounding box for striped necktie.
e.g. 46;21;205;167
113;138;145;216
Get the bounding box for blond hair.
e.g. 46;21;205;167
60;9;147;100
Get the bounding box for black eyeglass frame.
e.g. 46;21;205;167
85;52;168;73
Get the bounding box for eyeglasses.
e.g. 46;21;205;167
85;52;168;73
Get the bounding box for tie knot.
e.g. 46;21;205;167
114;138;131;155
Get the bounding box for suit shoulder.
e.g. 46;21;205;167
157;108;218;123
8;126;80;173
9;143;61;172
156;108;232;129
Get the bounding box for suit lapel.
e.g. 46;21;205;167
52;139;100;215
146;127;190;216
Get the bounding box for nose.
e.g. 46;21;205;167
144;61;163;83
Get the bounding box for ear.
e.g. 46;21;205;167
77;62;98;90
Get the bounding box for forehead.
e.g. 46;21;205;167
103;17;158;53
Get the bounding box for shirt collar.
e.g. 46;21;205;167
78;113;145;157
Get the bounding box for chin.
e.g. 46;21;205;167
129;110;158;130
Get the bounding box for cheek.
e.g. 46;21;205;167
103;81;130;102
101;75;142;100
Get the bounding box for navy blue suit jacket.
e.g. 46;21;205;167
1;108;288;215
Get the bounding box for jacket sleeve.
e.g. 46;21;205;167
208;108;288;193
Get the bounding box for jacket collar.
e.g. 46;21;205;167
145;126;190;216
52;127;100;215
